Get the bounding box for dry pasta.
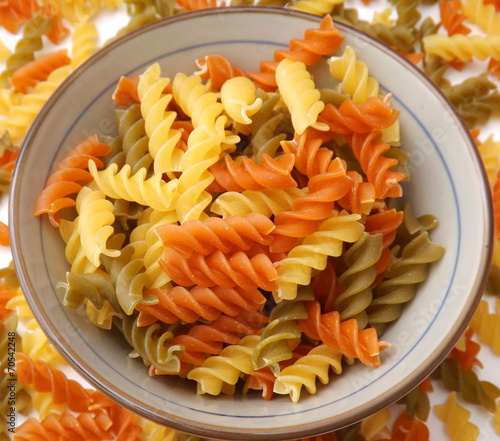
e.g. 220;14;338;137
434;391;480;441
23;16;446;413
220;76;262;125
0;65;72;142
359;407;392;440
462;0;500;35
287;0;344;15
423;33;500;61
273;344;345;403
275;58;326;135
71;18;98;68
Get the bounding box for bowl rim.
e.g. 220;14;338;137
9;6;494;440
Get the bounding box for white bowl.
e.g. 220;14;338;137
10;7;493;440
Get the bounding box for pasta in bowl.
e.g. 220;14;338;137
10;7;492;440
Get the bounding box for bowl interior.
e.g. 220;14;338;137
10;7;492;440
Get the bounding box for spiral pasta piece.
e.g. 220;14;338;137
15;353;94;413
14;411;116;441
0;89;18;117
59;218;98;273
122;314;184;373
287;0;344;15
423;33;500;61
128;207;164;261
60;271;119;313
368;231;446;334
0;0;40;34
74;186;119;267
246;15;344;91
450;328;482;371
359;407;392;441
335;232;383;327
155;212;275;258
398;203;438;239
127;208;178;289
372;7;396;26
246;104;289;162
281;132;334;178
112;4;161;41
173;74;235;221
440;0;471;36
165;313;266;371
4;288;33;321
140;420;178;441
172;71;224;129
114;103;153;174
0;64;72;142
209;152;297;193
275;58;326;135
271;157;354;251
348;131;405;199
187;334;260;395
366;208;405;248
434;392;480;441
397;380;433;422
34;134;112;227
0;280;16;312
107;405;145;441
299;300;390;366
273;344;344;403
136;285;265;325
9;49;71;93
20;318;66;365
463;0;500;35
86;299;123;330
71;18;98;68
470;298;500;354
220;76;262;125
211;188;305;218
88;160;179;212
160;248;279;291
112;74;140;107
328;45;379;104
0;40;10;62
391;0;421;28
244;344;313;400
195;54;245;91
102;245;157;316
336;170;376;216
31;390;66;419
333;8;417;52
433;358;500;413
138;63;183;175
0;12;54;85
319;95;400;135
176;0;219;10
0;263;19;291
252;289;313;375
478;134;500;184
365;208;404;284
275;211;364;300
243;366;277;400
390;411;431;441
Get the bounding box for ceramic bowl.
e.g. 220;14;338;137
10;7;493;440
